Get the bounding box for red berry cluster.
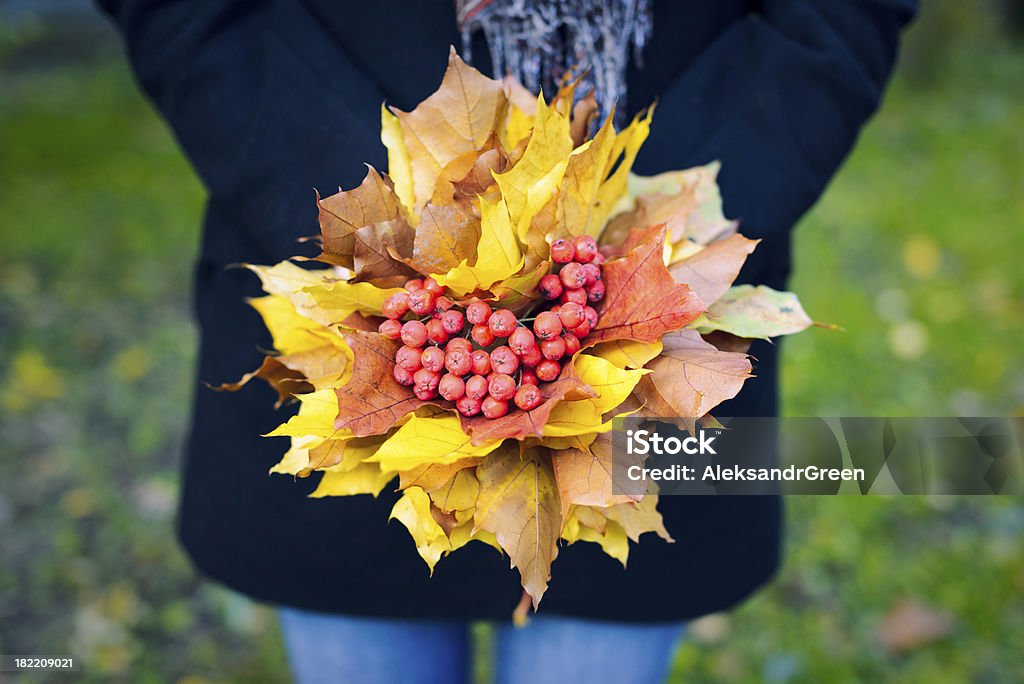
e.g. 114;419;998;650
377;235;605;420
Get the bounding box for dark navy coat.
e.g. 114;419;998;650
98;0;914;620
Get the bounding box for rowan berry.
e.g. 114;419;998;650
540;336;566;361
471;324;495;347
465;374;489;400
487;309;517;337
470;349;491;376
560;287;588;306
420;346;445;372
466;301;492;325
441;309;465;334
393;365;415;386
438;373;466;401
423;276;445;296
408;289;435;316
560;262;586;289
488;373;517;401
533;311;563;339
519;344;543;368
444;348;473;376
481;396;509;419
395;345;423;372
425;318;449;345
514;383;543;410
550;238;575;264
378;319;403;339
456;395;482;417
382;292;410;319
535;359;561;382
562;333;581;356
538;273;563;300
509;327;536;355
490;346;520;375
558;302;586;329
572;235;598;263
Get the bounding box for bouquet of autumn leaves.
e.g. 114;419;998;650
220;50;812;615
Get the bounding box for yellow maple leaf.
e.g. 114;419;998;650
543;354;647;437
389;486;453;573
366;413;503;471
432;197;524;295
381;104;415;217
494;94;574;242
589;338;664;370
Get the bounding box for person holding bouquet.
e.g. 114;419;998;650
98;1;915;682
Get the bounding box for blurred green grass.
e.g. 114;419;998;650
1;4;1022;683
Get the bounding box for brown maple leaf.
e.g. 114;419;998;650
668;233;759;306
459;361;595;445
408;203;481;276
474;446;561;608
636;328;752;427
207;356;312;407
333;330;441;436
586;225;705;346
316;166;400;268
551;432;641;521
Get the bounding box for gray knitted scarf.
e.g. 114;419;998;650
456;0;653;122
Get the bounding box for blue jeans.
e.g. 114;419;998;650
278;607;685;684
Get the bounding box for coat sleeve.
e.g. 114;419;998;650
639;0;917;240
95;0;275;193
95;1;397;262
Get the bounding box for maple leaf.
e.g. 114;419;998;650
588;339;663;370
408;203;481;276
390;48;509;213
586;226;705;346
602;495;673;543
316;166;401;268
427;467;480;513
494;93;573;241
459;360;594;446
207;356;311;407
399;458;482;493
637;328;752;427
542;354;647;438
366;413;503;471
390;486;457;573
474;445;561;608
693;285;813;339
551;432;641;521
668;234;759;306
333;330;439;437
432;197;524;296
561;506;630;566
351;216;418;286
604;162;737;249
